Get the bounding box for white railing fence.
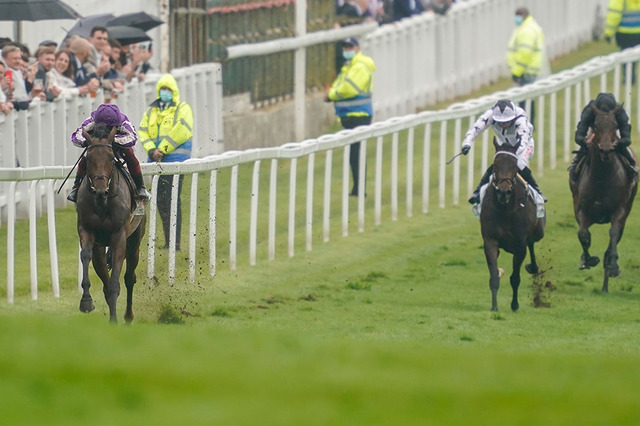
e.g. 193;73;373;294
2;45;640;303
0;63;224;222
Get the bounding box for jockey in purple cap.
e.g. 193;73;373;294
67;103;150;203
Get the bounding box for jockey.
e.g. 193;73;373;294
569;92;637;182
461;99;544;205
67;103;151;203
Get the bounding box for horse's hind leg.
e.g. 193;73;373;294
525;241;539;275
124;220;145;324
510;248;526;312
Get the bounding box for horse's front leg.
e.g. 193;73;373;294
105;231;127;323
484;240;501;311
577;213;599;269
510;247;527;312
525;241;539;274
78;227;95;313
124;219;145;324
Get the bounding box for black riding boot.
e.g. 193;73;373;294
468;166;493;205
519;166;546;201
67;175;83;203
568;145;587;183
617;145;638;175
132;173;151;201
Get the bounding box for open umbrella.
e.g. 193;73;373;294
107;25;151;46
0;0;81;21
66;13;115;39
107;12;164;32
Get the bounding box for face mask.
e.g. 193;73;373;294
342;50;356;61
159;89;173;103
514;15;524;25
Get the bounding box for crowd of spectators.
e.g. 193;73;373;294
335;0;457;26
0;27;155;115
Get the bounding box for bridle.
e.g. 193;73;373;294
491;150;518;191
86;143;118;198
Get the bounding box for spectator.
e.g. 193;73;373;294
392;0;424;22
38;40;58;50
605;0;640;84
68;37;102;96
99;43;126;102
507;7;545;122
335;0;374;72
138;73;194;251
569;93;637;182
87;26;110;71
422;0;452;15
0;61;14;114
1;44;30;110
67;103;150;205
461;99;543;205
132;42;154;81
47;50;81;99
325;37;375;197
27;46;56;102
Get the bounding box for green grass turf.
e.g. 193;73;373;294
2;40;640;425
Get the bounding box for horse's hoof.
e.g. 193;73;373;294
589;256;600;267
607;266;621;278
525;264;539;274
79;298;95;313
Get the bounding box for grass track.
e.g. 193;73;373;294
2;41;640;424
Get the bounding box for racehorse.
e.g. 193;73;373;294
75;124;146;323
569;104;638;292
480;139;546;311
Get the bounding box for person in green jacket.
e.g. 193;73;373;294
605;0;640;84
325;37;375;196
507;7;545;122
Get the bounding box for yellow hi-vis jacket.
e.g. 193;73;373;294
605;0;640;37
138;73;193;162
506;15;545;78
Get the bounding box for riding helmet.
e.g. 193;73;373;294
492;99;517;122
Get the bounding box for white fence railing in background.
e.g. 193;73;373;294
0;63;224;220
2;45;640;302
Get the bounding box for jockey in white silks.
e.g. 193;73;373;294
461;99;544;205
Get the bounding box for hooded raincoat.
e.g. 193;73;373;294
138;73;193;163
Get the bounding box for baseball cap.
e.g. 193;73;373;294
343;37;359;47
91;104;126;127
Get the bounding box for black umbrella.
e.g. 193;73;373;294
0;0;81;21
66;13;115;39
107;12;164;32
107;25;151;46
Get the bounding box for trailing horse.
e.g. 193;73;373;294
75;124;146;323
569;104;638;292
480;139;546;311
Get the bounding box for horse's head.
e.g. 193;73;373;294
84;125;117;204
491;139;520;205
590;104;621;162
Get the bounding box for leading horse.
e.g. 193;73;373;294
569;104;638;292
480;139;546;311
75;124;146;323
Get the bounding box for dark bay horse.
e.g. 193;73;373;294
480;140;546;311
569;104;638;292
76;124;146;323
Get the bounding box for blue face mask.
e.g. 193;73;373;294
159;89;173;103
514;15;524;25
342;50;356;61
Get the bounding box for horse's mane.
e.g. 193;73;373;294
91;123;113;140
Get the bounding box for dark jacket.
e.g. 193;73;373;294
575;93;631;147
